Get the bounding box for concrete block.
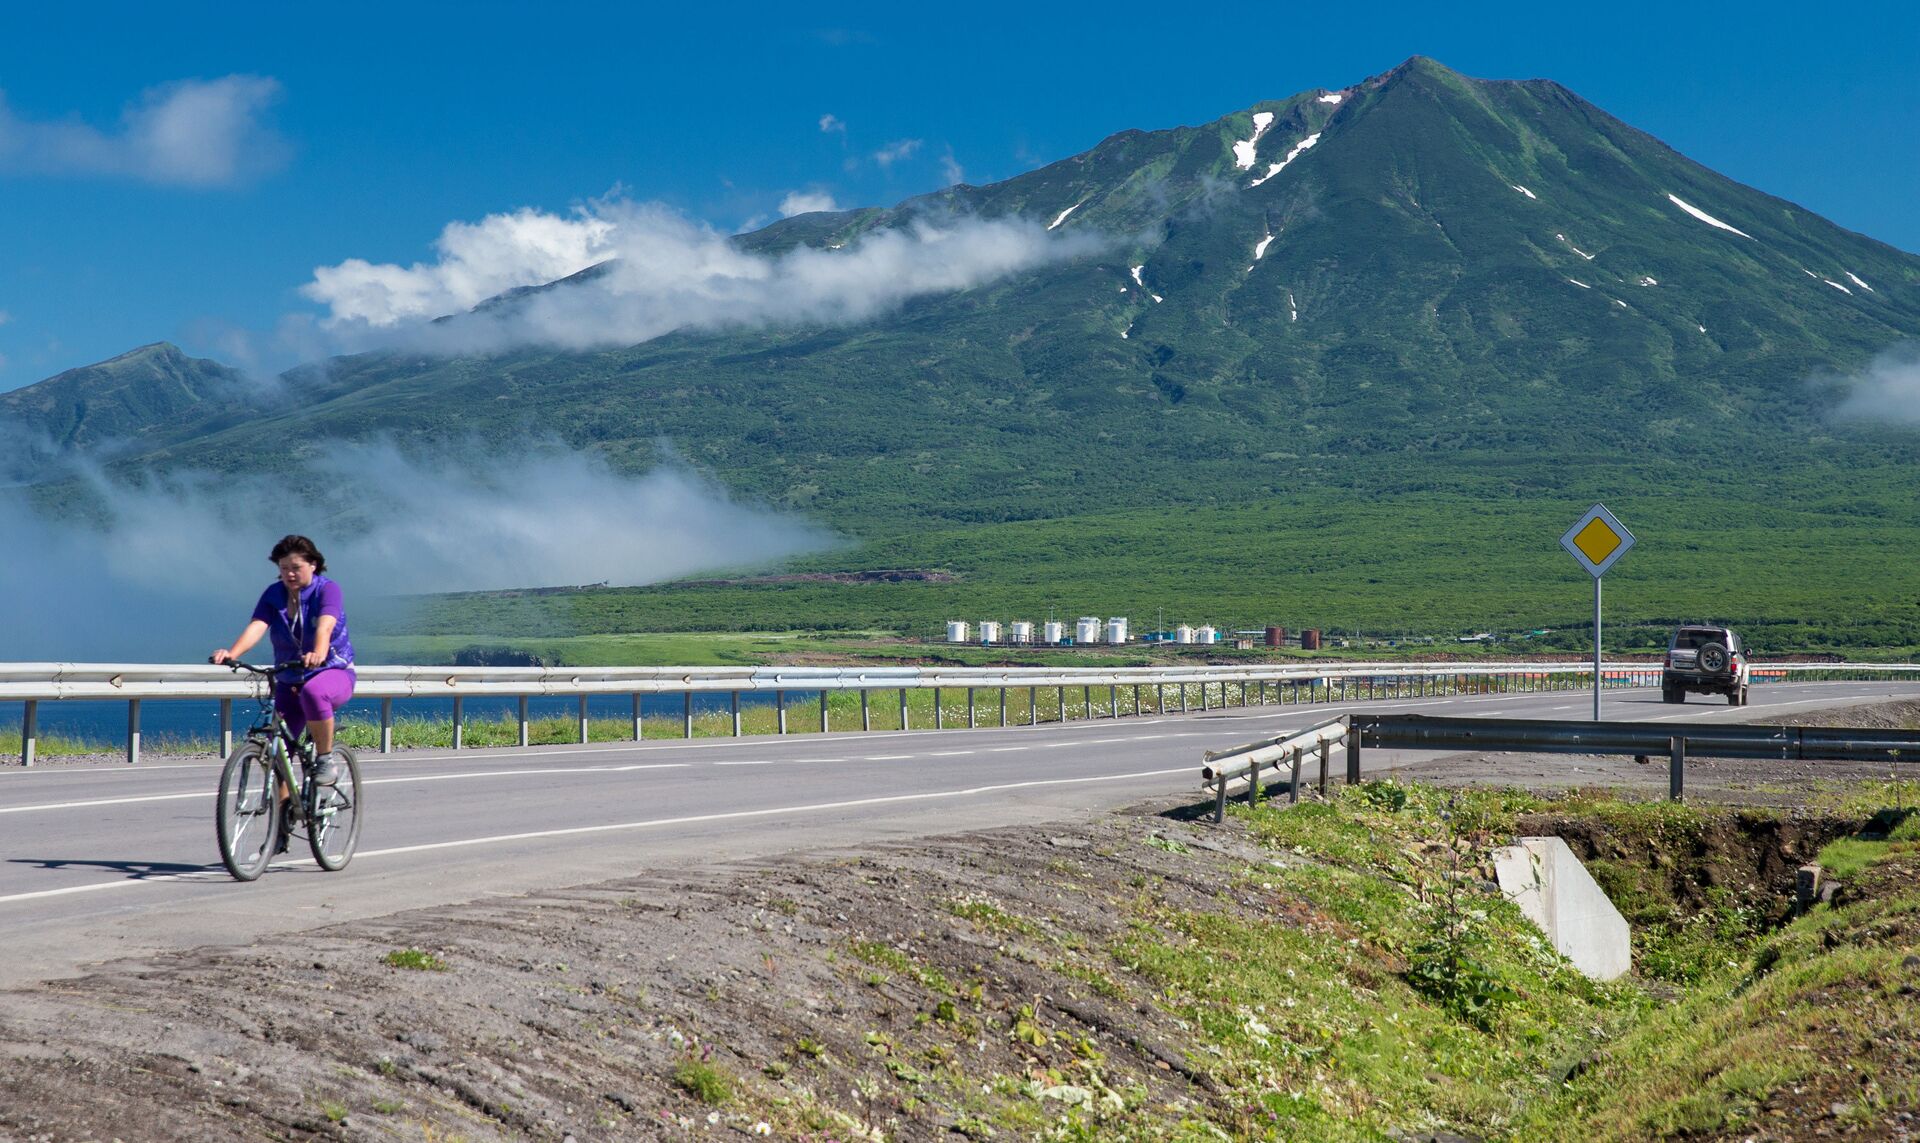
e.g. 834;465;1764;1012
1493;836;1631;980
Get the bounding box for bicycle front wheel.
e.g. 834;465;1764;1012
216;741;281;881
307;746;363;871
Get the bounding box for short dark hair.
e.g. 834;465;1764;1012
269;534;327;573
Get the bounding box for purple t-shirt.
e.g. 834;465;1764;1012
251;573;356;683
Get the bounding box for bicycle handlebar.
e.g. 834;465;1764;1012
211;657;307;675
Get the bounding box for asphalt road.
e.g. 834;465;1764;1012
4;679;1916;987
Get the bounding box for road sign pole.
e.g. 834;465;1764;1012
1593;575;1603;721
1560;502;1635;724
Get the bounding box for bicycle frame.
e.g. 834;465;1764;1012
228;660;316;816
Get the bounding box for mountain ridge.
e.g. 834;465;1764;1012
7;58;1918;536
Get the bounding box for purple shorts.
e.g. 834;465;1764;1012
274;668;356;740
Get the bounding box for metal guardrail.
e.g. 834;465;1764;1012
1199;711;1920;816
3;659;1916;766
1201;717;1352;820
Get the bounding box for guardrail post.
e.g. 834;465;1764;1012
683;693;694;738
1289;746;1303;803
776;690;786;735
578;695;589;745
1181;684;1189;713
635;693;646;741
819;691;829;733
21;700;36;767
519;696;530;747
999;687;1008;727
935;687;943;730
126;699;140;765
1214;776;1228;824
967;687;976;729
380;698;393;754
899;688;909;731
452;696;464;750
1029;687;1039;726
1109;684;1118;718
1156;683;1165;714
1057;686;1066;723
1132;684;1142;715
1083;686;1092;720
219;698;233;759
1347;723;1362;784
1669;736;1686;802
1248;759;1261;806
731;691;742;737
861;690;871;732
1318;741;1330;796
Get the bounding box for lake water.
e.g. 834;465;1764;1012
1;691;799;749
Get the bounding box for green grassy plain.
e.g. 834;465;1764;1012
393;481;1920;661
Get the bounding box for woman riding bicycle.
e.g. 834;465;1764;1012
212;535;356;784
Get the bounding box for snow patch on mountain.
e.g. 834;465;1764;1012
1567;279;1590;289
1048;201;1084;231
1824;279;1853;295
1288;292;1297;321
1510;184;1537;200
1232;111;1276;170
1557;234;1595;261
1638;277;1658;286
1130;265;1145;287
1847;272;1876;293
1248;133;1321;188
1318;91;1344;105
1667;194;1751;239
1254;232;1275;260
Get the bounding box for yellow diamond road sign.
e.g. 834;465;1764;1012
1561;503;1635;578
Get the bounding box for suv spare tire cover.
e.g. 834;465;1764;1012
1697;642;1729;673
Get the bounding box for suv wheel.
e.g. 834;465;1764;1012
1697;642;1730;673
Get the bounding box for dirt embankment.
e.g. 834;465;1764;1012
0;806;1284;1142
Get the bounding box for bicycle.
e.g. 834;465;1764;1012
213;659;364;881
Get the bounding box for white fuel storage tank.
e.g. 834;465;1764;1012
946;621;969;643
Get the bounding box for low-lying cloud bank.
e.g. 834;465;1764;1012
1828;343;1920;425
301;198;1103;355
0;439;830;662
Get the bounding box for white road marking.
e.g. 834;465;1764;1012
0;763;693;815
0;766;1195;907
928;751;975;757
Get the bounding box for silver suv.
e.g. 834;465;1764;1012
1662;624;1750;705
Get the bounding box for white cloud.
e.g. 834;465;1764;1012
0;435;832;660
872;138;922;169
0;76;286;186
819;113;846;135
303;197;1106;354
0;308;11;325
1829;343;1920;425
302;205;621;327
778;190;840;217
940;148;965;186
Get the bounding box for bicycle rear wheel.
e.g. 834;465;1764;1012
307;746;363;871
216;741;281;881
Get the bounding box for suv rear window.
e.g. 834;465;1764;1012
1672;629;1729;649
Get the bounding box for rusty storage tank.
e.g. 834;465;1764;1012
1301;629;1322;650
1265;626;1286;647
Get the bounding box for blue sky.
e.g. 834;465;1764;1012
1;0;1913;389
